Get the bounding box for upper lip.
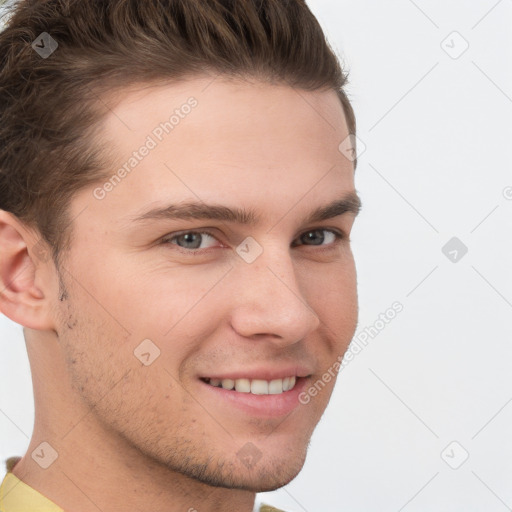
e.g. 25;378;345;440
201;366;313;381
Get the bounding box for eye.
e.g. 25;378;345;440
294;229;343;247
161;228;344;254
163;231;220;251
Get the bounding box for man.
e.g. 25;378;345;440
0;0;361;510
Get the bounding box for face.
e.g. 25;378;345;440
51;76;359;491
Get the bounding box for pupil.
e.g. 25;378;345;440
181;233;201;249
304;230;323;245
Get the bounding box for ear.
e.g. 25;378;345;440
0;210;56;330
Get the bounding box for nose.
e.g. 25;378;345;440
228;243;321;346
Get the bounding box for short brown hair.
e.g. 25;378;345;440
0;0;356;265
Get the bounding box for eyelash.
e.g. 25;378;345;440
161;228;346;255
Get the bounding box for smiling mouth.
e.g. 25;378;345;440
201;376;300;395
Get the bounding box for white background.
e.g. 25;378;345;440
1;1;512;510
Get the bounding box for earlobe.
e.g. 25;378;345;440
0;210;55;331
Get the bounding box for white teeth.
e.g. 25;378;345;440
221;378;234;390
210;376;297;395
251;379;269;395
268;379;284;394
235;378;251;393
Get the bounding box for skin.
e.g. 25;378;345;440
0;76;360;512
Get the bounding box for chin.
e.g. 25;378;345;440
247;467;304;492
207;446;309;492
162;442;308;492
205;466;305;493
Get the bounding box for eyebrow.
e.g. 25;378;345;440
129;191;362;226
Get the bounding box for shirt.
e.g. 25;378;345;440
0;456;286;512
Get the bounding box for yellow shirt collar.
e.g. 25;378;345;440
0;471;64;512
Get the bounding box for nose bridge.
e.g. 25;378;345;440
229;240;320;341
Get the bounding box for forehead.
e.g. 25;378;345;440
100;75;350;164
74;76;355;227
103;75;348;132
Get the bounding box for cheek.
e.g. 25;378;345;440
70;246;231;339
56;284;188;419
300;256;358;328
128;262;235;368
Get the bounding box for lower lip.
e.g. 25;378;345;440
199;377;309;418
